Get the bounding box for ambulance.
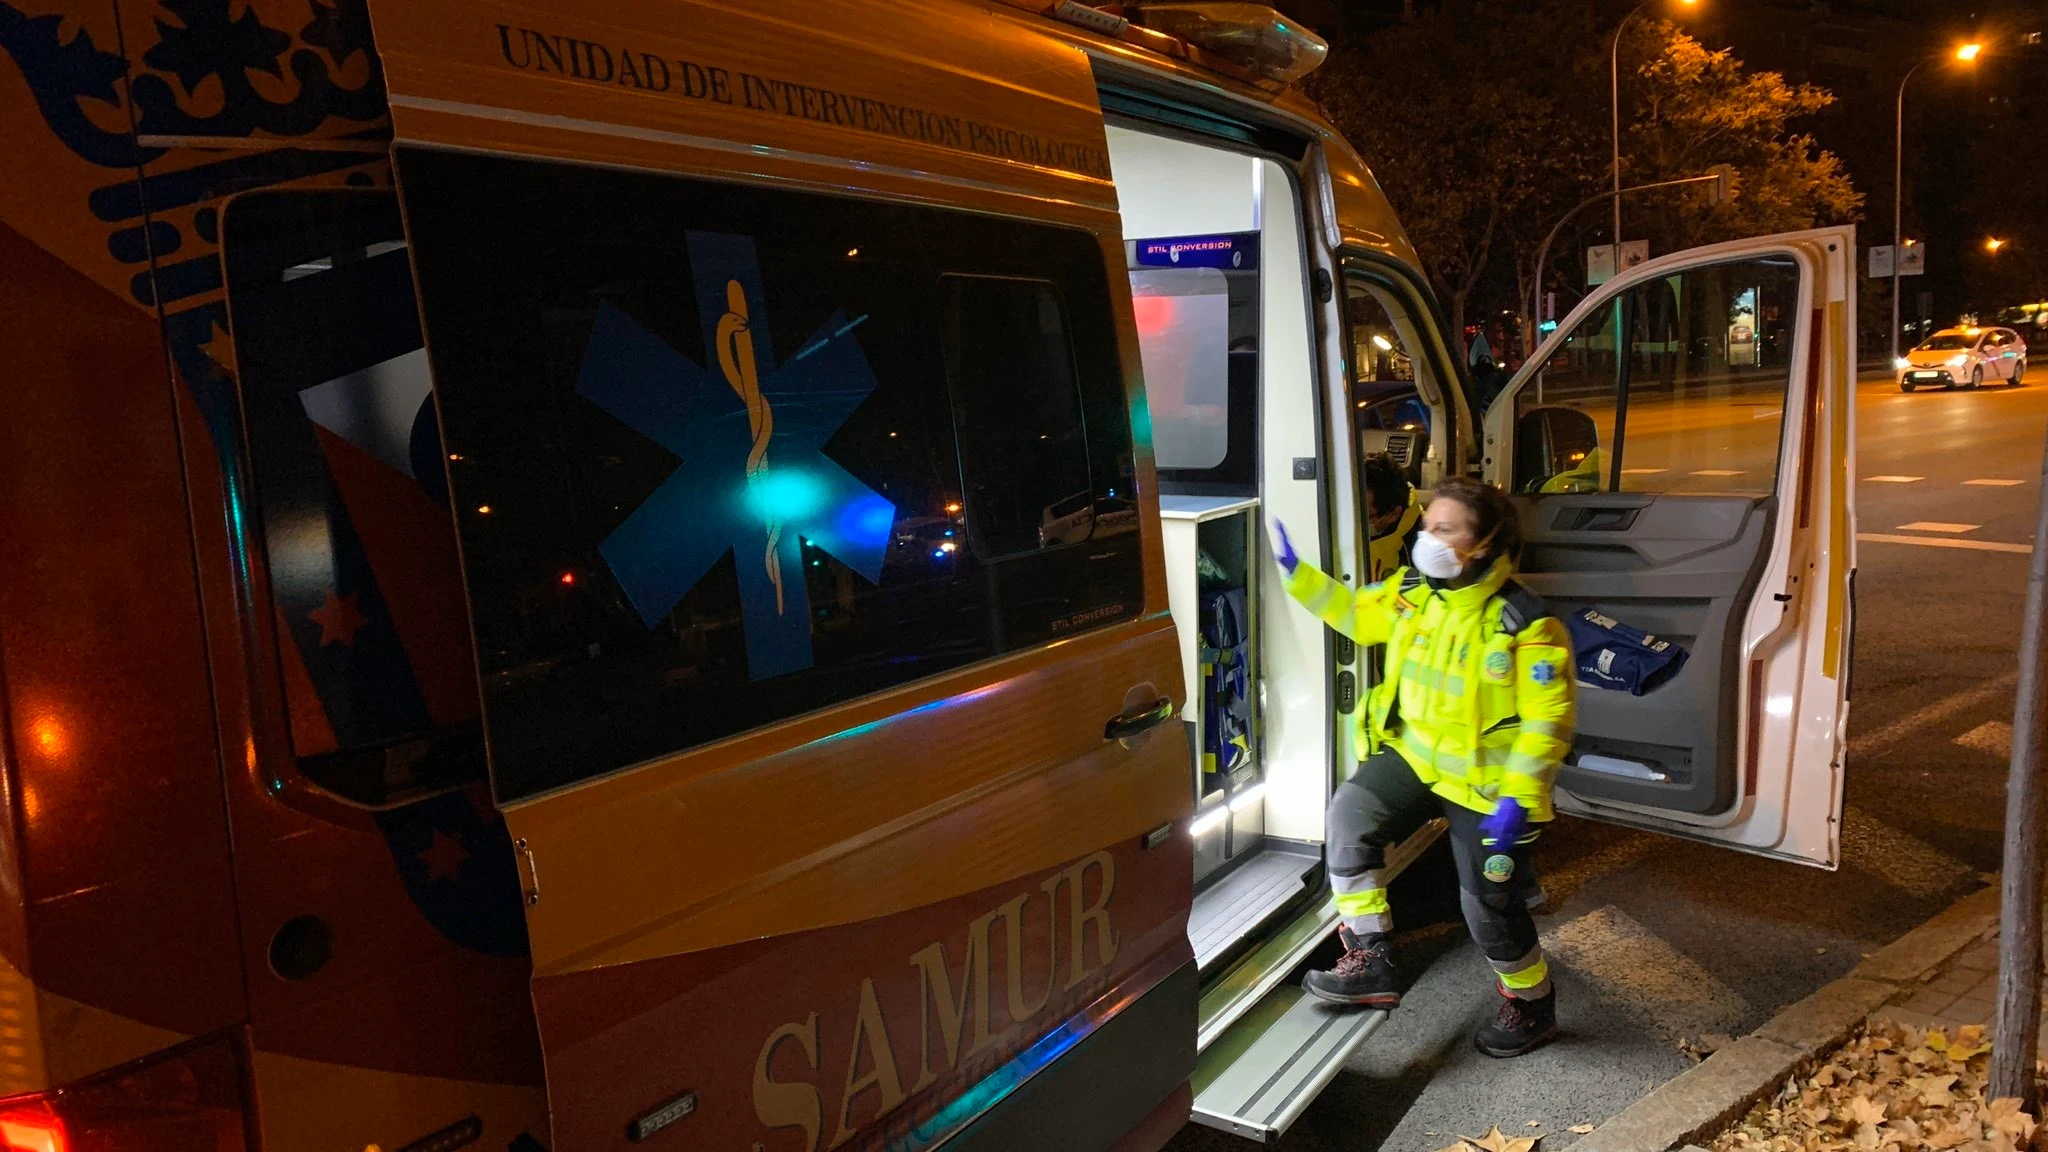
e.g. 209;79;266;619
0;0;1855;1148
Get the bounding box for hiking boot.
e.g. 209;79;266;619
1474;985;1559;1058
1302;927;1402;1008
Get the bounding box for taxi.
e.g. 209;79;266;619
1897;326;2029;390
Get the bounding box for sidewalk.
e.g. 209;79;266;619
1879;925;2048;1058
1568;883;2013;1152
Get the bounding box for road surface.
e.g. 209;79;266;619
1167;368;2045;1151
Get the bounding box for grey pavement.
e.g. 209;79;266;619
1166;369;2046;1151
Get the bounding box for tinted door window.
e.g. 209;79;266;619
398;149;1141;801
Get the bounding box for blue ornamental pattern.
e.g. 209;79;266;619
3;2;528;956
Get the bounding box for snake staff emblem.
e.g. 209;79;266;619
715;279;785;614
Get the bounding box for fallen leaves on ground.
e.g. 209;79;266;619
1435;1126;1540;1152
1569;1124;1597;1135
1708;1021;2048;1152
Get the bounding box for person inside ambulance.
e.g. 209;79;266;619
1271;479;1576;1058
1362;451;1422;584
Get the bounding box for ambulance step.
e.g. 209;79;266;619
1189;986;1386;1143
1196;818;1444;1051
1190;849;1316;971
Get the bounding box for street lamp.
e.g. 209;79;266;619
1611;0;1700;255
1987;237;2008;254
1892;41;1985;364
1527;170;1729;387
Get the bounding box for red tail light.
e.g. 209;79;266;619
0;1102;64;1152
0;1038;245;1152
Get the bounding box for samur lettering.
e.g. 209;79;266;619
490;25;1113;181
749;852;1120;1152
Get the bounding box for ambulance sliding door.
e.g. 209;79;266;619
371;1;1196;1148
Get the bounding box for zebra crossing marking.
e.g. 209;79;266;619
1839;806;1973;901
1542;905;1748;1043
1955;721;2013;758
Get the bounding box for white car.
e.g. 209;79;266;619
1896;326;2029;391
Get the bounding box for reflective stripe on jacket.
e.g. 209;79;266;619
1284;556;1577;819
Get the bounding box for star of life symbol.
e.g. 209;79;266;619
574;232;895;680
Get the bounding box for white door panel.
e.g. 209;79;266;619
1487;227;1856;867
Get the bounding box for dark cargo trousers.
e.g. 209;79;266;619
1326;748;1552;998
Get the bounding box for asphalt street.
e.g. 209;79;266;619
1166;367;2046;1152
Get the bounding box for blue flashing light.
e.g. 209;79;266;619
840;492;896;541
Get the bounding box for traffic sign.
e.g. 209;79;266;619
1868;244;1925;278
1587;241;1649;285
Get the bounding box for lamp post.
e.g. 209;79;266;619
1892;42;1983;365
1527;170;1729;393
1610;0;1699;254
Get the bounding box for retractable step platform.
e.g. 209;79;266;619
1191;989;1386;1142
1189;818;1445;1144
1190;847;1318;972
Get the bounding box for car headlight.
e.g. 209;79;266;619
1948;354;1969;367
1894;357;1912;371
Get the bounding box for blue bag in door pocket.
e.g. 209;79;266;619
1566;607;1688;696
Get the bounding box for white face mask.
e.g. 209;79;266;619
1412;531;1465;580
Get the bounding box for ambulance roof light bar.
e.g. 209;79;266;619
1118;3;1330;85
1034;0;1331;87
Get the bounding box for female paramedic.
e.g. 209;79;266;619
1271;478;1576;1058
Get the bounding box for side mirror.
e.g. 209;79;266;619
1515;406;1602;494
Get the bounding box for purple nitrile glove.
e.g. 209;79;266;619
1272;520;1299;574
1479;796;1528;848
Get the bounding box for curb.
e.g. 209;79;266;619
1566;881;2002;1152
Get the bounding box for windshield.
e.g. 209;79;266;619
1919;334;1975;351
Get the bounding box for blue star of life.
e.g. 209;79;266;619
574;231;894;681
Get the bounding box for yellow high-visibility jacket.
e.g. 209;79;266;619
1285;556;1577;819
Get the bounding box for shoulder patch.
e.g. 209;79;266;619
1497;580;1550;635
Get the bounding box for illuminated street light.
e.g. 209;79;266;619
1610;0;1704;260
1987;237;2007;254
1892;42;1986;364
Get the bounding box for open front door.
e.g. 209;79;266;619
371;2;1196;1149
1484;228;1855;867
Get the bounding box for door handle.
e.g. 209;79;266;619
1105;697;1175;741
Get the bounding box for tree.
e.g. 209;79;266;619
1305;8;1864;361
1620;26;1864;252
1305;4;1604;355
